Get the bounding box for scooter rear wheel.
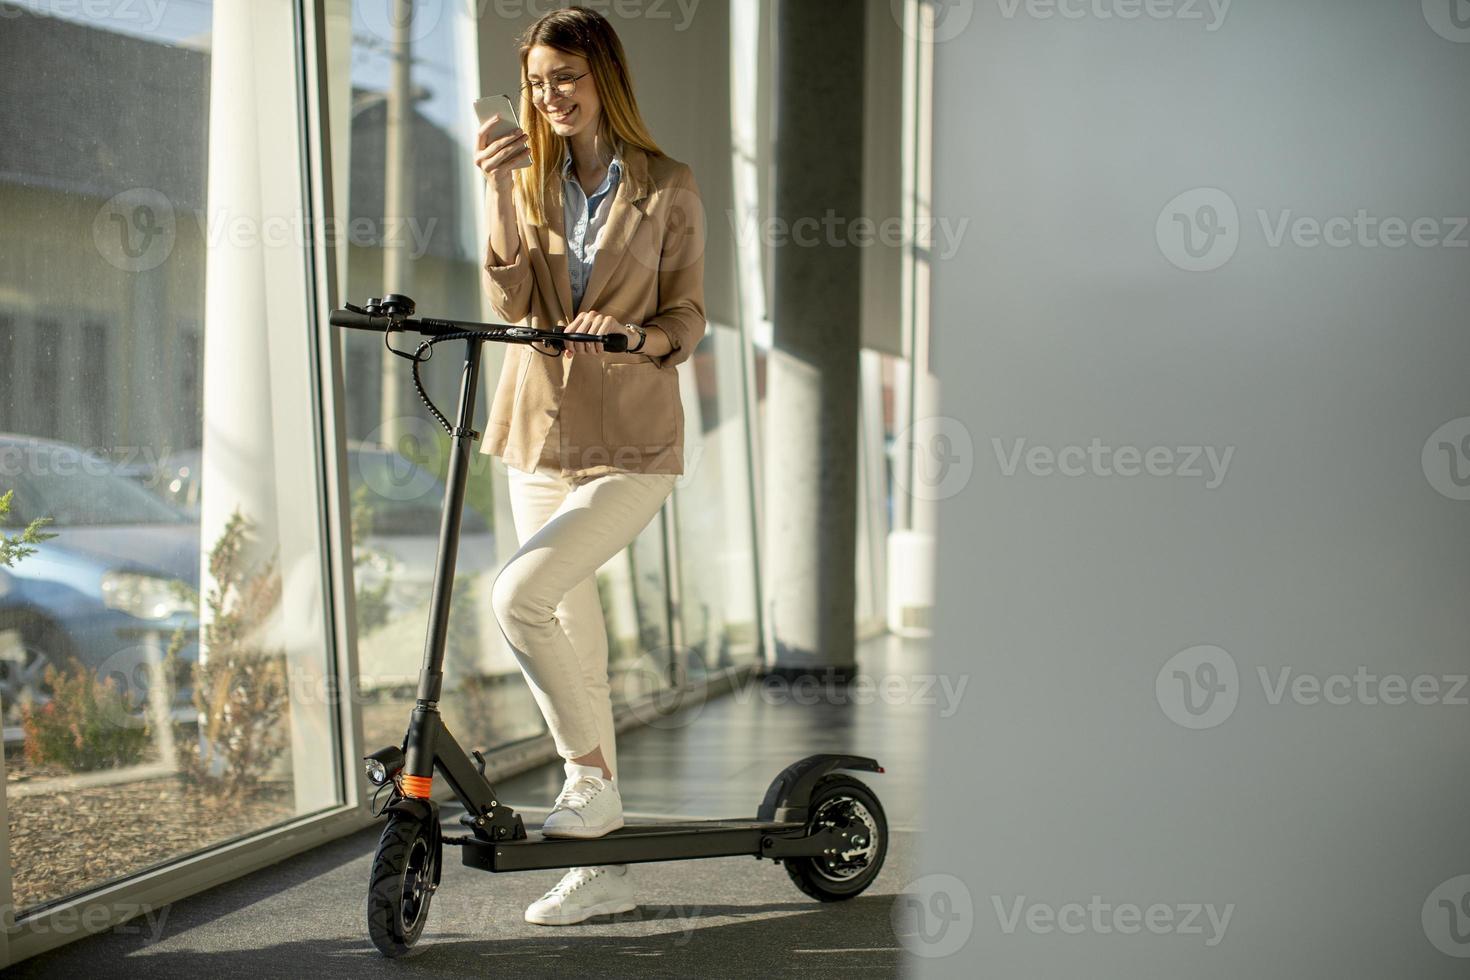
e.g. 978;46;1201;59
367;812;437;956
783;773;888;901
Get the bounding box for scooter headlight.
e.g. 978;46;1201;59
364;745;405;786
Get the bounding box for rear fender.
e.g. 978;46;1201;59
757;753;882;824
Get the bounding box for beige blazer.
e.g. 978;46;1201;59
479;142;707;481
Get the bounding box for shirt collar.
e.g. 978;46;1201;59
561;140;625;180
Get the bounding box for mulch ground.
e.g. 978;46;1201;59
6;766;295;912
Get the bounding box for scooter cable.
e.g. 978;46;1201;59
383;326;551;440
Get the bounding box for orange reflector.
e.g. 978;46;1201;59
400;773;433;798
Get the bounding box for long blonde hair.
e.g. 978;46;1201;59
512;6;665;227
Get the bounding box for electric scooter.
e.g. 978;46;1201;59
330;294;889;957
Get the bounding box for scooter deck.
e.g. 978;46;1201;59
453;817;810;872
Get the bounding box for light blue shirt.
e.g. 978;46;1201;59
562;142;623;315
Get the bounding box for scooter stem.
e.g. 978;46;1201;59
413;338;483;706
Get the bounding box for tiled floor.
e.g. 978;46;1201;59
11;634;931;978
494;632;929;829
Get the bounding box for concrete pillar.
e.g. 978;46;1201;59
377;0;415;450
200;0;334;813
886;0;938;637
764;0;866;678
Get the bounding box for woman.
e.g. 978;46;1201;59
473;7;706;927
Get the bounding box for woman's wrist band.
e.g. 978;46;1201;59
625;323;647;353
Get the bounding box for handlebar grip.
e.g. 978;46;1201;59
329;309;385;332
602;332;629;353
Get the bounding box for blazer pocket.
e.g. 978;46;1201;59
602;360;678;456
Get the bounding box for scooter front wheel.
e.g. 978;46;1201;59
367;811;438;956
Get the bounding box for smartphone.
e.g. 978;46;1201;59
474;93;531;170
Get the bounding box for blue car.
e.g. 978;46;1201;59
0;434;200;739
147;443;498;622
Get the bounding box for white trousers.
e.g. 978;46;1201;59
492;463;676;781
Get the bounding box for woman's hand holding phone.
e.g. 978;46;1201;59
477;96;529;273
474;94;531;187
474;113;530;187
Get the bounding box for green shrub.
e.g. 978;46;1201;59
351;483;395;635
20;663;150;771
164;509;289;799
0;488;57;568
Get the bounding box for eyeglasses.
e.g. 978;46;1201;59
521;70;590;101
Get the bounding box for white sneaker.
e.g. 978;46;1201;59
523;864;636;926
542;764;624;839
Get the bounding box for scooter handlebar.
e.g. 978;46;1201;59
328;306;629;352
328;309;385;332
